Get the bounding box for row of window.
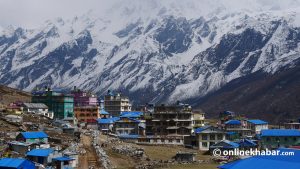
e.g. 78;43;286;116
265;137;298;142
201;134;224;140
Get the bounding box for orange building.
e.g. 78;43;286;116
74;106;100;123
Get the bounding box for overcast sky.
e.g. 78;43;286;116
1;0;300;28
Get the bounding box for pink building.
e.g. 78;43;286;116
71;88;98;107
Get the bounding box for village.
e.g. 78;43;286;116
0;86;299;169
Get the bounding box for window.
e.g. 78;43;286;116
202;142;208;147
210;134;215;140
202;134;207;140
217;134;223;140
176;139;180;143
266;137;270;141
294;137;297;141
284;137;288;142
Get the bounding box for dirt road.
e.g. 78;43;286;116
78;134;102;169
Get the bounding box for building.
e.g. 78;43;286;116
224;120;252;138
22;103;53;119
53;156;75;169
283;119;300;130
152;104;193;137
32;88;74;119
237;139;257;150
97;117;120;133
138;104;193;145
195;126;227;151
16;131;48;144
261;129;300;149
218;148;300;169
245;119;268;134
99;108;110;119
114;113;144;137
71;88;98;107
115;117;144;138
74;106;100;123
0;158;35;169
193;111;205;128
219;111;235;124
6;102;23;114
104;91;131;117
210;140;239;155
26;148;58;166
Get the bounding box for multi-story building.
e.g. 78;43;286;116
224;120;252;138
138;104;193;145
74;106;100;123
152;104;193;136
32;88;74;119
195;126;227;151
245;119;268;134
193;111;205;128
104;91;131;117
71;87;98;107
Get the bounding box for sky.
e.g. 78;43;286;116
1;0;300;28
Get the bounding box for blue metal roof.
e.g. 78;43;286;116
195;126;211;134
211;140;239;149
115;117;140;123
118;134;139;139
247;119;268;125
26;148;54;157
120;111;143;118
0;158;35;169
21;131;48;139
97;117;120;124
225;120;241;125
53;156;74;161
99;109;109;115
237;139;257;147
219;148;300;169
261;129;300;137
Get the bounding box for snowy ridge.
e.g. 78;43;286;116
1;1;300;104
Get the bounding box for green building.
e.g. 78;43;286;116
261;129;300;149
32;89;74;119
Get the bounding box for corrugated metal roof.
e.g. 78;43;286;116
194;125;211;133
23;103;48;109
53;156;74;161
0;158;34;168
247;119;268;125
21;131;48;139
99;109;109;115
225;120;241;125
97;117;120;124
211;140;239;149
26;148;54;157
237;139;257;147
120;111;143;118
261;129;300;137
118;134;139;139
218;148;300;169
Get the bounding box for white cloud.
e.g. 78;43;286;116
0;0;300;28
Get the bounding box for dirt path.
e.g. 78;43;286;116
78;134;102;169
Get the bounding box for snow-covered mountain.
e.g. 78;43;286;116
1;0;300;106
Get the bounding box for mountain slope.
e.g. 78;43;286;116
0;1;300;119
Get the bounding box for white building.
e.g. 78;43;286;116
195;126;227;151
22;103;53;119
245;119;268;134
104;91;132;117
